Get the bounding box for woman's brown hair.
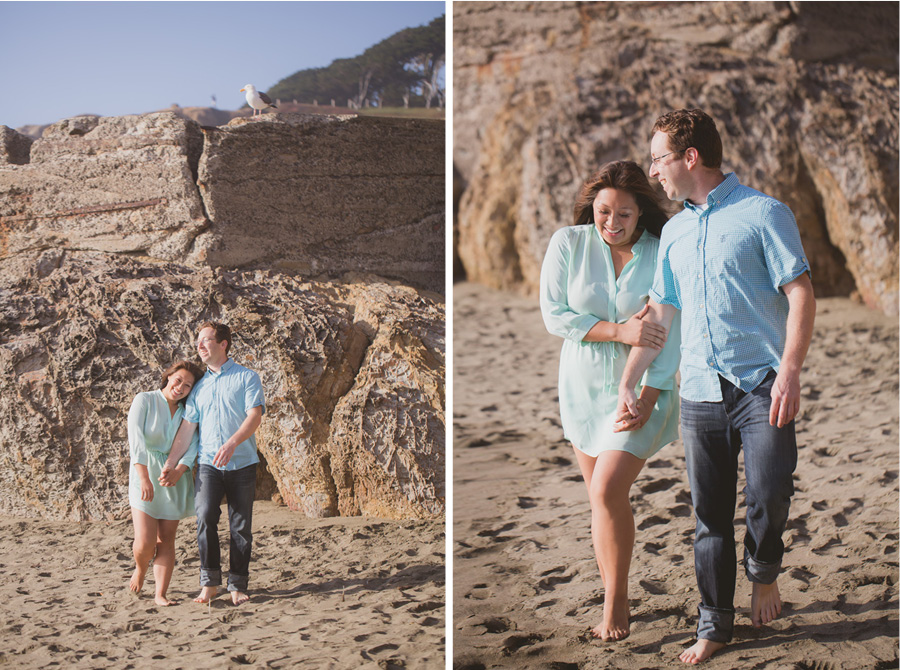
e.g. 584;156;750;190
159;360;205;395
573;160;670;238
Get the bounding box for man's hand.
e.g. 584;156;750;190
616;385;640;427
769;371;800;428
617;304;667;349
213;443;237;469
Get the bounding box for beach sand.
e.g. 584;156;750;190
0;502;444;669
453;281;898;669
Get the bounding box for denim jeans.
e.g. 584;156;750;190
195;463;257;592
680;371;797;643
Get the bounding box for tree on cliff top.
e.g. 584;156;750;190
265;15;444;109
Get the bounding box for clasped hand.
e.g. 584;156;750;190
613;387;652;433
158;465;183;487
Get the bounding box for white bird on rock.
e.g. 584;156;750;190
240;84;277;117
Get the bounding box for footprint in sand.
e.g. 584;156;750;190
639;578;670;595
501;632;545;656
636;515;669;531
639;477;680;494
476;522;517;538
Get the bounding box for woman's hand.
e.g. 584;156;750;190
616;304;667;349
139;475;154;502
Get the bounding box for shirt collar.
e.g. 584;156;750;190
684;172;740;213
208;357;234;376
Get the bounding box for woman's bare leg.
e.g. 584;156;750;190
575;449;646;641
153;519;180;606
130;508;158;594
573;449;608;587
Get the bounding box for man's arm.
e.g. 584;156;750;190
212;405;264;468
616;300;678;424
159;419;198;486
770;272;816;428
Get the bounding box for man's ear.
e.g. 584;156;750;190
684;147;701;169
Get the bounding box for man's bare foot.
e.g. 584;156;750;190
129;567;146;594
751;579;782;627
193;586;217;603
679;639;726;664
590;597;630;641
231;591;250;606
154;595;178;606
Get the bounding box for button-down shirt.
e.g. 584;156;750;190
650;172;810;402
184;358;266;470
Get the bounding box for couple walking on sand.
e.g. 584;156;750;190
127;322;265;607
540;108;816;664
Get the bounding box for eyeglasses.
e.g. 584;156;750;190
650;151;680;166
197;337;218;346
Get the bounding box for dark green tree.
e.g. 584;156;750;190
266;15;444;108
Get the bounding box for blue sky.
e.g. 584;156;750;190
0;1;445;130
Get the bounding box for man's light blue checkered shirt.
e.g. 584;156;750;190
650;173;810;402
184;358;266;470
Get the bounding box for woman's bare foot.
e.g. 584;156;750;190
193;586;218;603
154;595;178;606
751;579;782;627
590;597;630;641
231;591;250;606
679;639;726;664
129;567;146;594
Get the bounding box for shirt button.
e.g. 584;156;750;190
703;333;708;339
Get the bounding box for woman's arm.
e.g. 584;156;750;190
134;463;154;501
540;230;666;347
127;394;150;466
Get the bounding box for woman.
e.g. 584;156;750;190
539;160;681;641
128;360;204;606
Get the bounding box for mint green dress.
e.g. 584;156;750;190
128;390;198;520
539;225;681;459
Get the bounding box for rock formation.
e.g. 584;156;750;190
0;111;444;521
454;1;899;315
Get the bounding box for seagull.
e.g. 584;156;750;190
240;84;277;117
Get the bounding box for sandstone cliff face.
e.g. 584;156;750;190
0;112;444;521
454;1;899;315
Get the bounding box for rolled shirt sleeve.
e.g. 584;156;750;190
761;200;812;289
245;371;266;415
642;309;681;391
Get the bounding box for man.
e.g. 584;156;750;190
160;322;265;606
614;109;816;664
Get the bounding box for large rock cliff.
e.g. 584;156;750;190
0;112;445;521
454;1;899;315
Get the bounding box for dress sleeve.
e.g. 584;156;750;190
540;228;601;341
127;393;150;466
642;309;682;391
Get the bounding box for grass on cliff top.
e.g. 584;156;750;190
358;107;445;120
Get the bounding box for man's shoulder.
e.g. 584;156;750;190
658;208;696;247
225;361;262;385
728;182;790;213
